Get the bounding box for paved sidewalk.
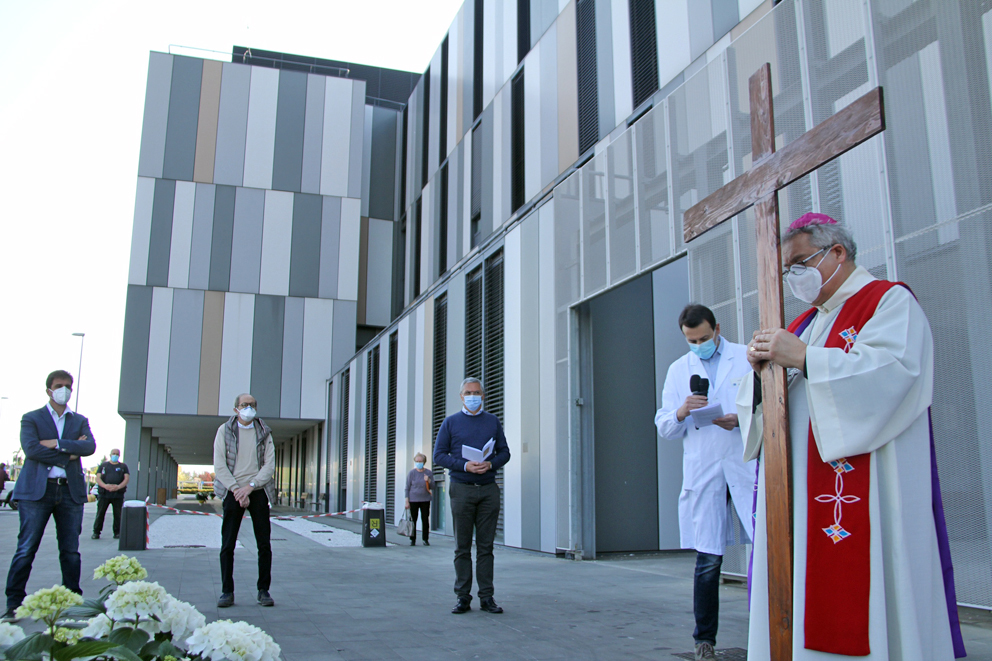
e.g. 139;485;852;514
0;501;988;660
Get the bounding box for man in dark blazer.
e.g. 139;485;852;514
2;370;96;621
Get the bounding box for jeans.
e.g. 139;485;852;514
5;481;84;609
409;501;430;542
220;491;272;594
450;481;500;601
93;497;123;536
693;551;723;645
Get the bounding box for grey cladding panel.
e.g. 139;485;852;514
480;106;494;241
272;70;308;192
281;296;305;418
163;56;203;181
290;193;323;298
213;63;251;186
251;295;286;417
369;108;398;220
166;288;204;414
712;0;739;42
229;187;264;293
319;198;341;299
209;185;236;291
119;286;153;413
146;179;176;286
137;52;172;178
332;300;358;374
188;184;216;290
302;75;325;194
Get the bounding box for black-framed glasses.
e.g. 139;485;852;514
236;402;256;410
782;246;828;277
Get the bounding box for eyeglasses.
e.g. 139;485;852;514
236;402;256;410
782;247;829;277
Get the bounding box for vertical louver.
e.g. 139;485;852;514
400;107;408;210
440;37;449;159
439;164;449;276
432;293;448;531
422;66;431;186
413;198;423;298
511;70;526;213
517;0;531;64
473;0;484;119
483;251;506;538
465;267;484;381
339;369;350;512
386;333;398;523
576;0;600;154
470;125;483;248
628;0;659;108
364;347;380;503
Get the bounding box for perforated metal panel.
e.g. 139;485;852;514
633;106;671;270
608;131;636;283
582;152;608;295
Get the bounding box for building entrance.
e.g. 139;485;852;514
583;257;689;555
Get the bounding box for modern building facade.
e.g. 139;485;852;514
121;0;992;608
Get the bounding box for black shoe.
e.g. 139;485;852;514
410;539;416;545
257;590;274;607
451;598;471;614
1;608;19;623
423;539;430;546
91;533;100;539
217;593;234;608
113;533;119;539
480;597;503;613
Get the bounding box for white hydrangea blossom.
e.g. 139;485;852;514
105;581;169;623
15;585;83;623
93;555;148;585
53;626;83;644
186;620;281;661
0;622;25;647
133;597;204;648
82;613;113;640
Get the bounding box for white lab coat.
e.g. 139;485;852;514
655;339;756;555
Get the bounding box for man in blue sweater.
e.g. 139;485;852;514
433;378;511;615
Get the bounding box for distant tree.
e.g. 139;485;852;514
196;471;215;483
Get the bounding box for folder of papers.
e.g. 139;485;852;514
462;437;495;463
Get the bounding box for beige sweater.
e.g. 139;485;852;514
213;424;275;491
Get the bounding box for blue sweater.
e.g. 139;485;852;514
432;410;511;485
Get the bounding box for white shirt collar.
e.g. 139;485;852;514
237;421;255;429
46;403;72;420
816;265;876;314
461;407;483;416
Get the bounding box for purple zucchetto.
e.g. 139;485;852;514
788;212;838;231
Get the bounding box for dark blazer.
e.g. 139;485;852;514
16;406;96;504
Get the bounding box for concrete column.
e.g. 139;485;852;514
139;438;154;502
132;427;152;501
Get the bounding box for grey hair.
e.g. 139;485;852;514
233;393;256;407
414;453;427;462
783;221;857;262
460;378;484;395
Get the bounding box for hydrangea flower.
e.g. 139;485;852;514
15;586;83;626
53;626;83;644
0;622;26;648
81;613;113;640
93;555;148;586
104;581;169;623
157;598;205;647
186;620;281;661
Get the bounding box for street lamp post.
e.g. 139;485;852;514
72;333;85;411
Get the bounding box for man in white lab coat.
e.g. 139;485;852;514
655;304;756;661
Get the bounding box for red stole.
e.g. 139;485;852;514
787;279;904;656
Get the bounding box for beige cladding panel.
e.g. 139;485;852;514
193;60;223;184
197;290;225;415
557;1;579;173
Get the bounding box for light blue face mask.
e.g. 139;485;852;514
415;462;425;470
688;338;717;360
464;395;483;412
110;454;120;463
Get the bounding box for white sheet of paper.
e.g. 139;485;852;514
462;437;495;463
688;403;724;427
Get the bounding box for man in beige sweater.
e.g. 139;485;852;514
213;393;276;608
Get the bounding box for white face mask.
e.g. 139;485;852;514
49;387;71;406
786;251;841;304
238;406;256;423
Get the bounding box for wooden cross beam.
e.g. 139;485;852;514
682;64;884;661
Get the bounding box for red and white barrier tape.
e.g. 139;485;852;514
143;500;367;520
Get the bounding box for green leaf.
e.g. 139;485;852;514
3;632;54;660
64;598;106;619
153;640;184;658
107;628;135;646
52;640;117;661
105;646;143;661
113;628;149;654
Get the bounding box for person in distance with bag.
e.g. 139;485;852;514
404;453;434;546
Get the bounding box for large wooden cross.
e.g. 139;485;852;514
682;64;884;660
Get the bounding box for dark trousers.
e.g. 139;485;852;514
450;481;500;601
693;551;723;645
5;481;84;609
93;497;123;536
220;490;272;594
409;501;430;542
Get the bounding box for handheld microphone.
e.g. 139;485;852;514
689;374;709;397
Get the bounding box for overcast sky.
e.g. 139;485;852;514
0;0;462;471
